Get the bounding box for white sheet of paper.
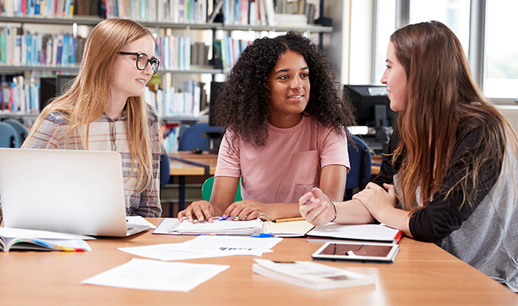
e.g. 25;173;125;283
118;236;281;261
126;216;156;229
152;218;181;234
81;258;229;292
117;243;234;261
175;236;283;255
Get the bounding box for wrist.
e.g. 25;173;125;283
329;201;337;223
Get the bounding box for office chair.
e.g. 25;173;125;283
345;135;372;200
0;122;22;148
201;176;243;202
177;123;224;151
3;119;29;143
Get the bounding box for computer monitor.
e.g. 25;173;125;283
344;84;395;128
40;75;77;111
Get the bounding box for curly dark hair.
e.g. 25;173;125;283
212;31;355;147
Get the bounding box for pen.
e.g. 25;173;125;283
272;217;306;223
251;233;274;238
219;215;230;221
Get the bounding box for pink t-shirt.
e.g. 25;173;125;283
215;116;350;204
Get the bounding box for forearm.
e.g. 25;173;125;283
372;206;412;237
334;199;376;224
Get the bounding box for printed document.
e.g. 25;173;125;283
81;258;229;292
118;236;283;261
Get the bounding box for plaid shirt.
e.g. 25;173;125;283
21;108;162;217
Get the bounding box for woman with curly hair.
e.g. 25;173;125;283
178;32;355;223
300;21;518;291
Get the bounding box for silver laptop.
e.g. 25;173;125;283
0;148;150;237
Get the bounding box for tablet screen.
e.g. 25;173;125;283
312;242;399;263
319;243;393;257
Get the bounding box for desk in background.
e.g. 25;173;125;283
0;218;516;306
168;151;217;214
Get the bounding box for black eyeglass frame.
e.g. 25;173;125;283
118;51;160;74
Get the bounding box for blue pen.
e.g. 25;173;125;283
251;233;274;238
219;215;230;221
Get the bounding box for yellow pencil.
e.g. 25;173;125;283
272;217;305;223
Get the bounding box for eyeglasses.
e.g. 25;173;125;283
118;52;160;74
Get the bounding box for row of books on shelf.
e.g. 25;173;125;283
213;37;250;70
0;0;76;18
0;0;319;27
144;75;207;118
223;0;318;27
156;33;211;70
0;26;85;66
106;0;208;24
0;26;213;69
0;73;41;114
104;0;314;26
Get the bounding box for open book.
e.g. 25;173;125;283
252;259;375;290
0;227;93;252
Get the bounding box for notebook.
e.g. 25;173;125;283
0;148;150;237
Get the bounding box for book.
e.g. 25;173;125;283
0;227;93;252
252;259;375;290
264;220;314;237
306;223;403;244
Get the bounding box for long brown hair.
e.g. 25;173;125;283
391;21;517;211
24;18;156;191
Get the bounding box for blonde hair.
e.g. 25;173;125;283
25;18;157;191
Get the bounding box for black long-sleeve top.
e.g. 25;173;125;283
372;127;503;244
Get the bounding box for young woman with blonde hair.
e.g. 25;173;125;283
22;18;162;217
300;21;518;291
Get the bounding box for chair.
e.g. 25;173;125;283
177;123;224;151
159;152;170;188
3;119;29;143
201;176;243;202
345;135;372;200
0;122;22;148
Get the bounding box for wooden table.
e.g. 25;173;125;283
1;219;516;306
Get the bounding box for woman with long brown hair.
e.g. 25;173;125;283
22;18;162;217
300;21;518;291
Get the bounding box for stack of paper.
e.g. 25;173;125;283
118;236;283;261
252;259;375;290
173;219;264;235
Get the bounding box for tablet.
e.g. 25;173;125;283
311;242;399;263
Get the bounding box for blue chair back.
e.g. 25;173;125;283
0;122;22;148
3;119;29;143
345;135;372;200
178;123;224;151
160;152;171;188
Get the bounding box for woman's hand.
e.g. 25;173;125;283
177;200;215;223
222;200;273;221
352;182;397;222
299;187;336;226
